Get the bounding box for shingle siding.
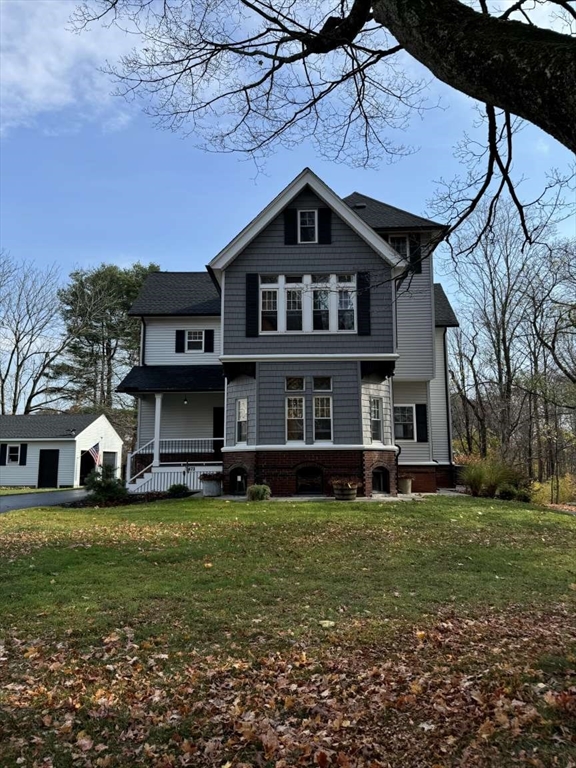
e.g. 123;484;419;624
225;377;257;447
222;189;394;356
361;377;393;445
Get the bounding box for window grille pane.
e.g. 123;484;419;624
299;210;316;242
312;274;329;283
338;290;355;330
260;275;279;283
314;397;331;418
337;274;354;283
286;396;304;440
8;446;19;462
261;289;278;331
286;377;304;391
390;237;408;259
313;376;331;391
314;396;332;440
370;397;382;441
186;330;204;350
286;288;303;331
313;290;330;330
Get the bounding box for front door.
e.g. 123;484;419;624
38;449;59;488
213;407;224;457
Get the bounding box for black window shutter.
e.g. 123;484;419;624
357;271;371;336
284;209;297;245
19;443;28;466
204;329;214;353
409;234;423;274
318;207;332;244
246;274;259;337
0;444;6;466
175;330;185;353
416;404;428;442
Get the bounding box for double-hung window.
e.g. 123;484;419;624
186;330;204;351
370;397;383;442
286;396;305;441
236;399;248;443
261;290;278;331
394;405;415;441
285;274;303;331
389;236;408;260
313;396;332;441
298;210;317;243
7;445;20;463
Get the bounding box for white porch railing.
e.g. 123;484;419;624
127;438;223;485
158;438;223;454
127;463;223;494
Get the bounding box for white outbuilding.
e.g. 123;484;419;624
0;414;123;489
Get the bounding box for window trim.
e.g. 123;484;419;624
297;209;318;244
313;395;333;443
7;445;20;464
186;329;205;353
393;403;417;442
236;398;248;444
285;395;305;443
370;396;383;443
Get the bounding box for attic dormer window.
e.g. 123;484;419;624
298;210;318;243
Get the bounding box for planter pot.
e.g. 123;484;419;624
201;480;222;497
398;478;413;494
333;486;358;501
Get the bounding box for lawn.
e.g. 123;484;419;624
0;496;574;767
0;487;60;496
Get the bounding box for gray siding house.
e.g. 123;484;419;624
119;168;458;495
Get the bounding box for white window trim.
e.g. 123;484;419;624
297;209;318;244
260;274;356;335
370;396;383;443
236;398;248;445
393;403;417;442
7;444;20;463
313;395;333;443
186;329;205;353
285;395;306;443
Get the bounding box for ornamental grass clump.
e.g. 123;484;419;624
247;484;271;501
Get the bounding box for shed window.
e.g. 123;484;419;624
7;445;20;463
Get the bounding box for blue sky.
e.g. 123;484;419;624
1;0;573;290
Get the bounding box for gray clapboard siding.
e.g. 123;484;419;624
361;377;393;445
394;239;435;379
393;380;432;463
144;317;221;365
138;393;224;445
222;189;394;355
255;361;362;445
430;327;451;463
225;377;257;447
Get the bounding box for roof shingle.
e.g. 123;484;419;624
128;272;221;316
344;192;445;231
117;365;225;393
434;284;459;327
0;414;101;440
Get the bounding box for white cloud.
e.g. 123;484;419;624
0;0;135;135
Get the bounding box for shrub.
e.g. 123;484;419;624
85;465;128;504
516;488;532;503
199;471;224;482
532;474;576;505
483;462;514;498
498;483;517;501
167;483;190;498
460;463;485;497
247;484;271;501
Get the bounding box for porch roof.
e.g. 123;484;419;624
117;365;225;393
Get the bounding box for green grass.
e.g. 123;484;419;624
0;486;63;495
1;496;575;767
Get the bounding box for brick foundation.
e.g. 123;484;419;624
398;465;438;493
435;464;457;489
223;449;398;496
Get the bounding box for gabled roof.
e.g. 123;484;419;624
128;272;221;317
208;168;408;280
117;365;225;393
343;192;446;231
0;413;101;440
434;284;459;327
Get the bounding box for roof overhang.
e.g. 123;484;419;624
207;168;408;284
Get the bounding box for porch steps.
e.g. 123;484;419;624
128;464;222;494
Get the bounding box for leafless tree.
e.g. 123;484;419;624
0;253;71;414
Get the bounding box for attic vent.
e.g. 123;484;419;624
352;203;367;209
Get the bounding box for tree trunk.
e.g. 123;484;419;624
373;0;576;152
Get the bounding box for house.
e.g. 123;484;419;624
119;168;458;495
0;414;123;489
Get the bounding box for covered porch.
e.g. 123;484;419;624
117;365;225;489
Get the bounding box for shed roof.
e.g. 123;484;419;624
0;413;101;440
128;272;221;317
117;365;225;393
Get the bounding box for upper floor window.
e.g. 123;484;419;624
7;445;20;463
394;405;415;441
389;236;408;260
298;210;318;243
186;330;204;351
236;398;248;443
260;274;356;334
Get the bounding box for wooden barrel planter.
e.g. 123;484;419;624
333;486;358;501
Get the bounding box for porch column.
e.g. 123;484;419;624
153;393;163;467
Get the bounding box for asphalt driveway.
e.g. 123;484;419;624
0;489;88;514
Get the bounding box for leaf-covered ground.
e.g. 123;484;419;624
1;497;575;767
